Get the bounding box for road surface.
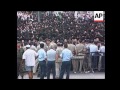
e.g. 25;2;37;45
18;72;105;79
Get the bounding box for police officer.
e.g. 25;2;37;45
89;41;98;73
37;39;47;52
37;43;47;79
59;43;73;79
68;40;76;73
46;45;56;79
56;42;63;79
37;40;47;77
49;39;57;50
76;40;85;73
17;42;24;79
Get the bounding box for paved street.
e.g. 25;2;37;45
18;72;105;79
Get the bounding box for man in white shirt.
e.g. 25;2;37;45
46;45;56;79
89;41;98;73
29;42;38;74
22;45;38;79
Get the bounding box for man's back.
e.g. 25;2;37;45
89;44;98;53
60;48;73;61
56;47;64;56
23;49;37;66
49;42;57;50
100;46;105;53
76;43;84;54
47;49;56;61
68;44;75;53
37;48;46;61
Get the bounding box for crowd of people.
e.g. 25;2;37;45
17;11;105;43
17;11;105;79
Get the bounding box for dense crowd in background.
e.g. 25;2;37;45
17;11;105;44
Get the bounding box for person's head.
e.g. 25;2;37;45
101;42;104;46
21;43;24;47
60;43;63;47
64;39;67;43
22;40;24;43
40;43;44;48
46;39;50;45
64;43;68;48
94;41;98;45
68;39;72;44
78;39;81;43
90;40;94;44
17;43;20;50
26;45;30;49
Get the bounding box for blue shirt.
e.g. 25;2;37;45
60;48;73;61
89;44;98;56
37;48;47;61
47;49;56;61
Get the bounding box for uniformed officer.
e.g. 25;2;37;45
46;45;56;79
76;40;85;73
49;39;57;50
37;43;47;79
56;42;63;78
37;40;47;77
17;42;24;79
46;39;51;51
59;43;73;79
68;40;76;73
89;41;98;73
37;40;47;52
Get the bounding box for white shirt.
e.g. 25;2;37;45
100;46;105;52
89;44;98;55
60;48;73;61
22;49;38;66
47;49;56;61
37;48;47;61
100;46;105;56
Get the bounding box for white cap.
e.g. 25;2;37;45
26;45;30;48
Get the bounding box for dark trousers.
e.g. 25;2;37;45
101;56;105;71
59;61;71;79
17;62;20;77
39;60;46;79
91;56;98;70
47;61;56;79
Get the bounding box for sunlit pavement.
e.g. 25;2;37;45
18;72;105;79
